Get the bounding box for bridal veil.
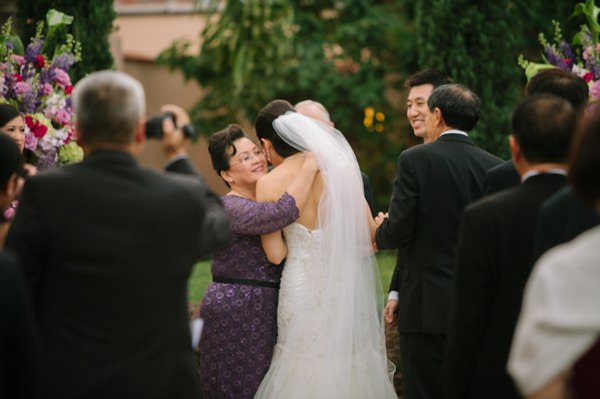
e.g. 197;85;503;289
257;112;396;398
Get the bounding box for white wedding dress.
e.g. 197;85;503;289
254;113;397;399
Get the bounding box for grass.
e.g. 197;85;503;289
188;249;398;304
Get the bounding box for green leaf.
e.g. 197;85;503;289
524;63;557;82
46;9;74;28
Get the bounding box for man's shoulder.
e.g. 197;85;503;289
487;159;515;175
465;187;518;217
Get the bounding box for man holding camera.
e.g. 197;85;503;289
6;70;230;399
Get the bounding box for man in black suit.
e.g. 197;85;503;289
485;68;589;195
376;84;501;399
533;186;600;259
445;94;576;399
0;133;40;398
6;71;230;399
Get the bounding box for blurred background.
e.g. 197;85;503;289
0;0;587;210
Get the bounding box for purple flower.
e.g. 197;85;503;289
560;41;575;69
20;88;38;114
53;68;71;88
36;147;58;170
52;54;75;71
24;38;44;63
544;46;568;70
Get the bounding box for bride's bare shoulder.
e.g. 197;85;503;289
256;166;289;201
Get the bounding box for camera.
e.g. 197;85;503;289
145;112;195;140
145;112;176;140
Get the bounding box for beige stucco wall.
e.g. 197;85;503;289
111;12;229;195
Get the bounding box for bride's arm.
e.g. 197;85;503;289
260;232;287;265
366;200;377;242
256;175;288;265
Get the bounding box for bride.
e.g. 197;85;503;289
253;100;397;398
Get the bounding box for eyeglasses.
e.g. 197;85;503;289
230;149;265;166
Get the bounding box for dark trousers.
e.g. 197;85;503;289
399;333;445;399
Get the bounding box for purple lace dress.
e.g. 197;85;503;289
198;193;298;399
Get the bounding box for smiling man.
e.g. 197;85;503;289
377;83;502;399
405;69;452;142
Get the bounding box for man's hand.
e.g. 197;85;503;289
384;299;398;326
159;104;190;162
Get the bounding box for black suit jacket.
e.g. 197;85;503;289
534;186;600;259
165;156;200;176
376;133;501;333
445;173;567;399
6;150;230;399
485;159;520;195
0;251;40;399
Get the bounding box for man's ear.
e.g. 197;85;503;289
134;119;146;145
509;134;520;162
434;107;443;127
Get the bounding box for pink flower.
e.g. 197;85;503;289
10;54;26;66
55;109;71;125
24;133;38;151
590;80;600;99
3;201;17;221
41;83;53;96
53;69;71;88
14;81;30;95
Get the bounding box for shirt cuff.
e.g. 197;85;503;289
388;290;399;301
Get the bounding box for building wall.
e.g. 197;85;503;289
112;8;229;195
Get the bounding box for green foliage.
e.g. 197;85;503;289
411;0;583;158
16;0;115;82
159;0;413;210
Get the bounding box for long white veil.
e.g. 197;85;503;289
264;112;395;398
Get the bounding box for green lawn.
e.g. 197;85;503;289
188;250;397;304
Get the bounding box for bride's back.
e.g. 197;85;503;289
258;156;323;230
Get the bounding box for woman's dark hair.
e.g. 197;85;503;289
254;99;299;158
0;103;21;129
208;124;251;186
0;133;23;189
569;111;600;205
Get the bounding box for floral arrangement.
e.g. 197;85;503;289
518;0;600;102
0;9;83;169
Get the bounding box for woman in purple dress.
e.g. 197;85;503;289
198;124;317;399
